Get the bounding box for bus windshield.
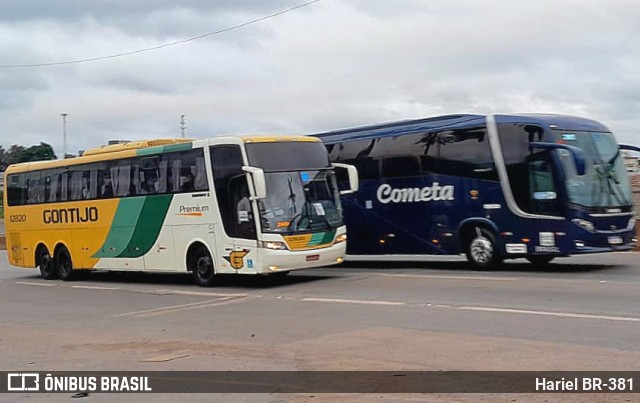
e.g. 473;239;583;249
245;141;343;234
259;170;343;233
552;130;632;208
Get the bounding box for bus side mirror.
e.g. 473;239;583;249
242;166;267;200
530;142;586;176
619;144;640;152
332;163;359;195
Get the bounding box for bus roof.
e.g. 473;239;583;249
312;113;610;143
239;134;320;143
82;139;192;156
5;134;319;174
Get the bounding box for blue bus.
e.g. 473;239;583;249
313;114;637;268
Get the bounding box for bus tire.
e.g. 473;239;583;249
55;246;75;281
37;246;57;280
465;227;502;270
190;246;216;287
526;256;554;266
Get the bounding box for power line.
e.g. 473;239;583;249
0;0;322;69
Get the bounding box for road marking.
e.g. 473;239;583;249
72;285;120;290
457;306;640;323
302;297;405;306
113;296;246;318
375;273;517;281
114;299;226;317
14;281;57;287
157;289;248;298
138;298;245;317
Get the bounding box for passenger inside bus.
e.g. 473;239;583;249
101;175;114;198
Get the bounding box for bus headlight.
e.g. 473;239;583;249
334;233;347;244
259;241;287;250
627;217;637;231
572;218;595;233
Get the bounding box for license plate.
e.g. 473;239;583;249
608;236;623;245
306;254;320;262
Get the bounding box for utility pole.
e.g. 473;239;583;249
61;113;68;159
180;114;186;138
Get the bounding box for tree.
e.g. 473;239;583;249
5;145;25;165
0;143;57;168
20;142;57;162
0;145;6;171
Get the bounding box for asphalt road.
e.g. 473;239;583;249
1;252;639;402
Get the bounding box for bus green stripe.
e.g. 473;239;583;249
117;194;173;258
162;143;193;153
92;198;146;258
308;229;336;246
136;142;192;156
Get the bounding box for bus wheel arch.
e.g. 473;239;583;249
187;242;216;287
35;243;57;280
459;222;502;269
53;243;75;281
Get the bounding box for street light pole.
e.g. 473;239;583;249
180;114;186;138
61;113;68;159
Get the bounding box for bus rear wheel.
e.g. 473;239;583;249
526;256;554;266
37;247;57;280
466;227;502;270
190;247;216;287
55;246;75;281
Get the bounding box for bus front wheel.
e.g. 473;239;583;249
55;246;75;281
466;227;502;270
190;247;216;287
37;247;57;280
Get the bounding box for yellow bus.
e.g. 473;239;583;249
2;136;358;286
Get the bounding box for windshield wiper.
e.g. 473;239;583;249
598;156;630;206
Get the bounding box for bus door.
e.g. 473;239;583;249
210;145;259;274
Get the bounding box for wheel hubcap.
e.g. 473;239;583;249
196;256;212;278
471;237;493;264
40;255;52;272
59;254;71;274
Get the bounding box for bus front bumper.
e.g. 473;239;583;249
569;231;637;254
256;242;347;274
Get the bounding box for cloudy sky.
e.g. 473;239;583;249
1;0;639;157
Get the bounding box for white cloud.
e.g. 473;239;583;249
1;0;639;156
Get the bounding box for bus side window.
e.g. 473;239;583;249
167;150;208;193
437;128;496;180
101;173;114;198
7;174;27;206
351;159;379;181
382;157;420;178
110;161;131;197
27;172;44;204
528;158;560;216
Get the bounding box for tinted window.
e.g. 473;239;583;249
7;174;27;206
211;145;255;239
382;157;420;178
437;128;496;180
327;128;496;181
246;142;330;171
350;159;379;180
4;149;209;206
498;123;544;164
497;123;560;215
